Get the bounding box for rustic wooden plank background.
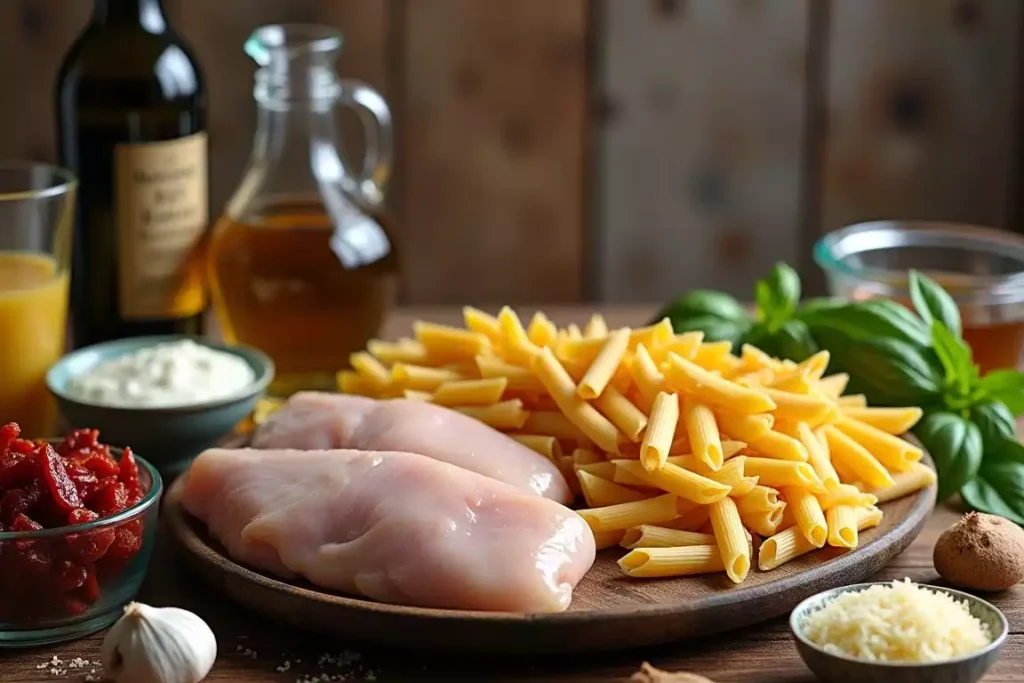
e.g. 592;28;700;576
0;0;1020;303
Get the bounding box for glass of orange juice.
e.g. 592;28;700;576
814;221;1024;374
0;162;76;437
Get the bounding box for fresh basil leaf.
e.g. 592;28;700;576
961;475;1024;525
909;270;962;338
766;262;801;315
802;299;931;349
913;412;982;502
812;326;943;406
978;369;1024;417
672;315;749;346
755;280;775;322
651;290;749;326
771;319;818;363
989;435;1024;465
930;320;974;394
795;297;844;319
970;401;1018;448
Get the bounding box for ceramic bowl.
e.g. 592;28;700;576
47;335;273;477
0;446;162;647
790;582;1008;683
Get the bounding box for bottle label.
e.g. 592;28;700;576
115;132;208;320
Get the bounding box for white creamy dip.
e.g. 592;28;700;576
66;339;257;408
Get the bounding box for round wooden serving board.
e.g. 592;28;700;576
163;453;936;655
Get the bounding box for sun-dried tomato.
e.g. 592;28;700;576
0;423;19;455
1;425;149;625
118;448;141;499
0;483;41;525
39;444;83;515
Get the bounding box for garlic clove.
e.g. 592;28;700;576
102;601;217;683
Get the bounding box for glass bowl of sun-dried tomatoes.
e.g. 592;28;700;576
0;423;162;647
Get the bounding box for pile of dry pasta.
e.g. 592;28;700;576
330;307;937;585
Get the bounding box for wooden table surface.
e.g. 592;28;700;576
4;308;1024;682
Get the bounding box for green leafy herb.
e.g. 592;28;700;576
652;290;749;325
801;299;932;349
961;437;1024;524
913;412;982;502
970;401;1018;447
909;270;962;338
977;369;1024;417
930;320;975;400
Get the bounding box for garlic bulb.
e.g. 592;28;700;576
101;602;217;683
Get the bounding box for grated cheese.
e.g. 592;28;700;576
801;579;993;663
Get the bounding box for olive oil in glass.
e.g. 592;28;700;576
56;0;207;348
208;25;397;395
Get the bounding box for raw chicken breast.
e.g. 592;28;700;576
182;448;595;612
251;392;572;503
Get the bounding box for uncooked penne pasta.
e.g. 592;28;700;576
838;406;924;435
630;344;666;412
431;377;508;406
414;322;492;363
836;394;867;408
523;410;592;443
594;530;627;551
710;497;750;583
532;348;622;454
366;338;429;365
665;353;775;414
402;389;433;401
578;460;617;481
826;505;858;549
759;506;882;570
641;392;679;471
798;422;839;493
783;486;827;548
715;411;775;443
748;430;809;462
461;306;502;343
665;455;754;496
578;328;631;399
391;364;463;391
736;485;781;514
682;397;723;471
614;459;731;504
769;369;812;394
630;319;674;351
663;503;713;532
659;332;703;361
822;425;895;489
498;306;541;365
739;503;785;538
816;372;849;399
350;351;392;388
816;483;877;511
762;388;836;425
584;314;609;338
869;462;937;504
743;458;823;491
620;525;716;549
578;493;680;533
691;342;742;375
594;386;648;442
833;416;922;472
454;400;529;429
338;370;377;396
572;447;604;468
578;470;648;507
796;351;831;381
738;344;777;373
475;356;546;393
618;545;725;578
525;312;559;348
509;434;561;461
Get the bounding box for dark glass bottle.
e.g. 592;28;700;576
56;0;207;348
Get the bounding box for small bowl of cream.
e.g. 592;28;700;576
47;336;273;476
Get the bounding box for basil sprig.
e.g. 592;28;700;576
656;265;1024;521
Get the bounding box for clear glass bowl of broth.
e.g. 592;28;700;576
814;221;1024;372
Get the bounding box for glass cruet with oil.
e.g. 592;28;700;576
209;24;396;395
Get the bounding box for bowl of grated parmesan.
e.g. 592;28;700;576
790;579;1007;683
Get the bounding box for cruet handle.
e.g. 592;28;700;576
336;80;393;208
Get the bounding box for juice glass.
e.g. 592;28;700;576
0;163;76;437
814;221;1024;373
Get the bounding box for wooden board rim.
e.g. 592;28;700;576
163;455;936;652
